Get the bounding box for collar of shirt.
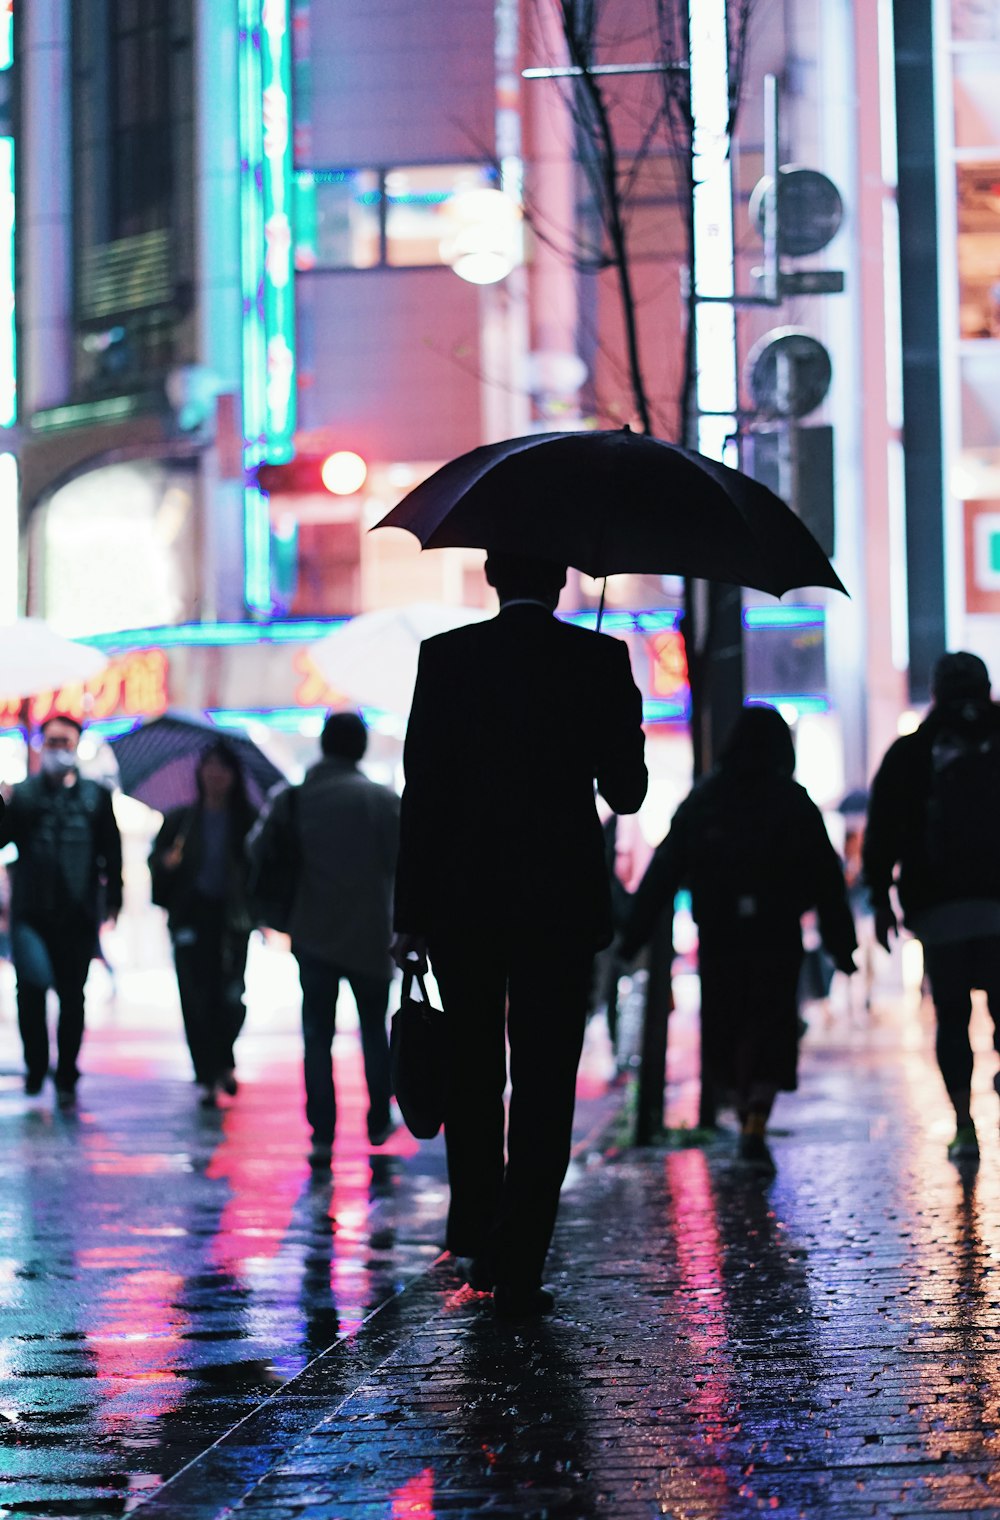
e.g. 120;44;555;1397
499;599;553;612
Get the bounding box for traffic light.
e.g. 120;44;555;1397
255;450;367;496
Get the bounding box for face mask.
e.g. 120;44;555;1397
40;748;78;777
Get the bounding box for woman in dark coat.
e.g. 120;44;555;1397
149;742;258;1105
621;706;856;1170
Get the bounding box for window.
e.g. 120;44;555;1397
294;162;499;271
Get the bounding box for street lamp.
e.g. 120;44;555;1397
440;187;522;285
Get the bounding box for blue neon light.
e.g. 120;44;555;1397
243;482;274;613
643;697;690;722
745;695;830;714
742;606;825;630
80;609;685;651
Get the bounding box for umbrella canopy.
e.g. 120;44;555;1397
309;602;491;717
0;619;108;699
373;427;847;598
109;710;286;814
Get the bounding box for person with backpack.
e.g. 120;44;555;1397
249;712;400;1166
864;651;1000;1161
620;705;856;1172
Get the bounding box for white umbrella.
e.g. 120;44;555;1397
0;619;108;700
309;602;491;717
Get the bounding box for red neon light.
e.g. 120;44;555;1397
648;630;689;699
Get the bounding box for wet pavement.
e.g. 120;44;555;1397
0;947;622;1518
2;955;1000;1517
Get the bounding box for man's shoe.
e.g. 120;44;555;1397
948;1124;979;1162
455;1256;494;1293
219;1069;238;1097
308;1142;333;1170
24;1073;45;1097
368;1118;396;1147
738;1132;777;1174
199;1083;218;1109
493;1284;555;1320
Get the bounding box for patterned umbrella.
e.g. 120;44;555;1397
109;710;286;814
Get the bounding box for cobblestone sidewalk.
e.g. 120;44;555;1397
136;998;1000;1520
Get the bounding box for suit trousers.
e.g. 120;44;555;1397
429;930;594;1291
12;917;94;1087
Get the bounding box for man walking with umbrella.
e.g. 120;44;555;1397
392;552;647;1318
0;715;122;1102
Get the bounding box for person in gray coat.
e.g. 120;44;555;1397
289;712;400;1166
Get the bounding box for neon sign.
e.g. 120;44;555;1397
648;630;689;700
0;137;14;427
239;0;296;612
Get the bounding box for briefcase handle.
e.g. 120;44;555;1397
400;966;432;1005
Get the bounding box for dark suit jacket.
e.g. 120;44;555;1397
394;604;648;949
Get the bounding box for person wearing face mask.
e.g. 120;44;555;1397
0;715;122;1103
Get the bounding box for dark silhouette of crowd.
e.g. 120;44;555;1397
5;561;997;1318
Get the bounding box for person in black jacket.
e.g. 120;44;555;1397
621;705;856;1172
149;742;257;1106
864;651;1000;1162
392;552;648;1318
0;715;122;1103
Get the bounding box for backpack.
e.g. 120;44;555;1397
924;726;1000;897
245;784;300;933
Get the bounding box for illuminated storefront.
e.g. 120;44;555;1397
934;0;1000;668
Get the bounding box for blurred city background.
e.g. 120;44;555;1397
0;1;997;1031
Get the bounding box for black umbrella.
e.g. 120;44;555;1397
109;710;286;814
373;427;846;597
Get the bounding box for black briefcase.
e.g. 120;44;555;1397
390;968;446;1140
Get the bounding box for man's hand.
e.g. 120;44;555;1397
391;932;428;974
874;904;897;953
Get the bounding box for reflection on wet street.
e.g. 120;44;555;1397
222;989;1000;1520
3;971;1000;1518
0;976;451;1517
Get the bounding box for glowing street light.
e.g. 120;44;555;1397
440;187;522;285
320;450;368;495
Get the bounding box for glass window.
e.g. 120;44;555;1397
956;163;1000;340
294;163;500;271
294;170;381;271
384;163;498;267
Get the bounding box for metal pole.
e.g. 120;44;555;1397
761;73;780;304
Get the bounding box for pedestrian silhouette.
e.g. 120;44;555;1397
0;714;122;1104
864;650;1000;1162
391;552;647;1318
621;705;856;1172
250;712;400;1167
149;741;258;1107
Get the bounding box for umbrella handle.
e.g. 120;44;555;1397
596;577;607;633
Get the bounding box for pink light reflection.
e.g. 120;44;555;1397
391;1467;436;1517
666;1149;734;1511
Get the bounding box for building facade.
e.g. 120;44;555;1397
1;0;997;808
